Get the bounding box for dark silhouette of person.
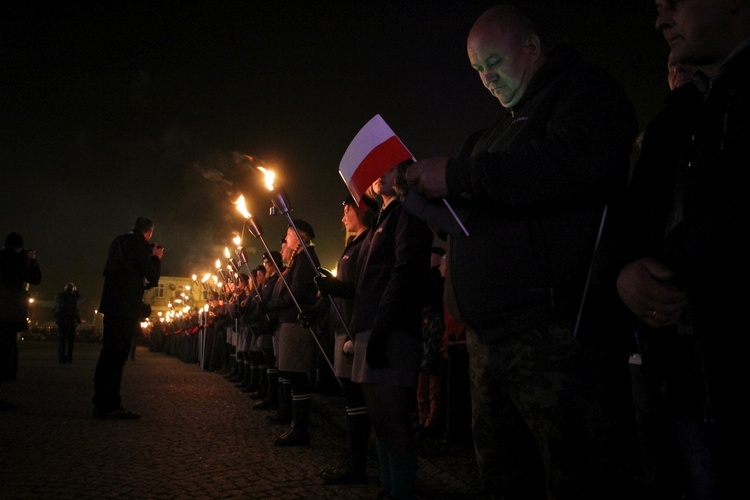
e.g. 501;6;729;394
54;282;81;364
92;217;162;419
0;232;42;411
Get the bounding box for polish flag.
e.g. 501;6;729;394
339;114;414;207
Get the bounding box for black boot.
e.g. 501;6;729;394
249;364;267;399
241;363;259;392
221;354;237;378
321;411;370;483
389;448;418;498
235;358;252;388
253;369;278;410
228;353;245;383
266;378;291;424
274;397;310;446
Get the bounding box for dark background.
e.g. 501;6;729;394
1;1;667;311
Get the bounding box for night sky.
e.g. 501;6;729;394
1;1;667;312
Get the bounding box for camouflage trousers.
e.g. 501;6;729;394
467;321;630;500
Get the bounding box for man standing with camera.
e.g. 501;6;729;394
93;217;163;419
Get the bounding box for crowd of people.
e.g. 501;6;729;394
2;2;746;498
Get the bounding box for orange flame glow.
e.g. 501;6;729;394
257;166;276;191
235;195;252;219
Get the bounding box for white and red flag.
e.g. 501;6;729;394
339;114;414;207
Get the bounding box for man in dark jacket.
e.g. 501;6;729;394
0;232;42;411
404;5;638;498
613;2;750;497
93;217;163;419
54;282;81;364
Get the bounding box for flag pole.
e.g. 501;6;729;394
442;198;469;237
339;115;470;237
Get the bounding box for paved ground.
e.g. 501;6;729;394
0;341;483;499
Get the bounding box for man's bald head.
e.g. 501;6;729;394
467;5;546;108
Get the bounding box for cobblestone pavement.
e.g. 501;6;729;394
0;341;483;499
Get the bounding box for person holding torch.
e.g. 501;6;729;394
265;220;320;446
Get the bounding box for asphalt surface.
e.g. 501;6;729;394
0;341;483;499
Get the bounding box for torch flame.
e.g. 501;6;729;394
202;273;211;283
215;259;221;270
233;234;241;246
258;166;276;191
235;195;252;219
224;247;230;259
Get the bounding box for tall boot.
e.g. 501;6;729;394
228;353;245;382
235;357;252;388
253;368;278;410
241;362;260;393
274;396;310;446
221;353;237;379
266;377;291;424
226;352;245;382
375;437;392;497
250;364;267;399
388;448;418;499
321;409;370;484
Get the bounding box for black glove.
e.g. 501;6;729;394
297;306;322;329
249;301;266;321
314;267;350;298
366;328;390;369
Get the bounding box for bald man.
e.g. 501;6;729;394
404;5;638;498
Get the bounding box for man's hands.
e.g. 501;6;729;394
366;329;390;369
314;268;350;298
405;157;450;198
151;243;165;259
616;257;688;327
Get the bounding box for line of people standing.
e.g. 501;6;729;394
85;3;745;499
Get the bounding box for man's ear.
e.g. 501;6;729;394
524;33;542;59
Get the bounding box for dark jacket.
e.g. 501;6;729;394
0;247;42;330
98;231;161;318
54;290;81;327
442;43;637;341
602;41;750;432
587;75;705;349
350;200;433;337
311;228;371;332
664;43;750;311
268;245;320;324
242;271;282;336
663;43;750;412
